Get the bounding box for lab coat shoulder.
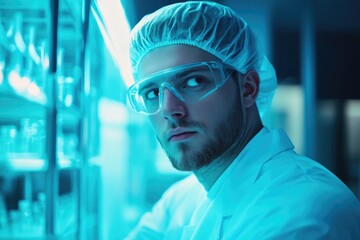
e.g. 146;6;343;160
153;173;205;226
125;174;205;239
229;149;360;239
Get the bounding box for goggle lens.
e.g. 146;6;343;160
127;61;233;115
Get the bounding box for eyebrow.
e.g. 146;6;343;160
174;68;211;80
139;65;213;85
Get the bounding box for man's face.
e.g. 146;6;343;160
137;45;245;171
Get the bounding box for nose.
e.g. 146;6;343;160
160;88;186;119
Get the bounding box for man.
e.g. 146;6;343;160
125;1;360;239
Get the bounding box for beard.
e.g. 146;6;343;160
157;90;245;171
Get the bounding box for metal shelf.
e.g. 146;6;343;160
0;86;81;128
0;192;79;239
0;85;47;122
58;106;81;127
0;154;81;173
0;0;98;238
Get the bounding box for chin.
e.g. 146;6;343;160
165;141;214;171
169;154;209;172
169;158;192;171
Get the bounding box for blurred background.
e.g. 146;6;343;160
0;0;359;239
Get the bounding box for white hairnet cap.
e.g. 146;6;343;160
129;1;277;117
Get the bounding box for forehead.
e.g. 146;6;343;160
137;44;220;80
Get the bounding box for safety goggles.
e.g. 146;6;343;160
127;61;235;115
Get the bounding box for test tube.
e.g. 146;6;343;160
18;119;45;155
0;125;18;155
0;196;8;231
18;199;32;233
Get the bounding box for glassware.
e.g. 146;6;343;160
18;119;45;155
0;43;5;85
63;133;78;158
0;196;8;231
9;210;20;233
0;125;18;156
18;200;32;233
57;75;75;108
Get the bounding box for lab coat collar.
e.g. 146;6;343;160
207;127;295;217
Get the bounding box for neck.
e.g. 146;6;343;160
194;112;263;191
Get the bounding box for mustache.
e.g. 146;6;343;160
159;120;206;142
170;120;206;129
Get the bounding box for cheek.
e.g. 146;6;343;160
192;80;238;117
148;116;164;135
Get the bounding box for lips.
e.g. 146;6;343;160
168;128;196;141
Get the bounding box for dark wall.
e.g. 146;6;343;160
271;0;360;99
316;31;360;100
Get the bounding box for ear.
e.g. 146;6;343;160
242;70;260;108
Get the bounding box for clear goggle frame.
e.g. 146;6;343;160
127;61;235;115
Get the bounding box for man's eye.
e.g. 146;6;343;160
145;88;159;100
185;77;204;88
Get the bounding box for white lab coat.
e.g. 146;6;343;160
126;127;360;239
